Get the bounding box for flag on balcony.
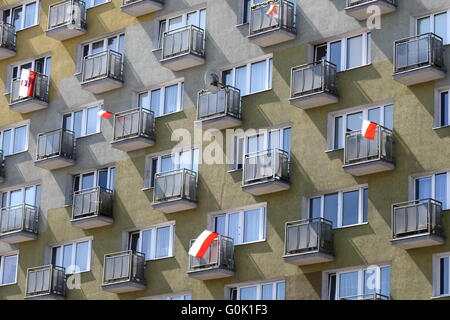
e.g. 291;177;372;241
266;4;278;17
97;110;113;119
189;230;219;259
362;120;378;140
18;69;37;98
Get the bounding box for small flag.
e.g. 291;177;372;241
188;230;219;259
18;69;37;98
97;110;113;119
362;120;378;140
266;4;278;16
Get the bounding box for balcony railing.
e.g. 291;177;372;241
25;265;66;299
188;235;234;272
103;251;146;286
48;0;86;31
394;33;445;74
197;86;241;121
249;0;296;36
72;186;113;220
392;199;443;239
37;129;75;161
0;204;39;236
10;73;49;104
0;150;4;182
344;125;393;166
346;0;397;7
161;25;205;60
284;218;334;256
82;50;123;83
243;148;289;186
340;293;390;300
153;168;198;204
291;60;338;99
113;107;155;142
0;22;16;52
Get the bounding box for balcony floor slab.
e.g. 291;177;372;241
34;156;75;170
343;159;394;176
0;231;37;244
345;0;396;20
187;268;235;280
152;199;197;213
289;92;338;109
45;25;87;41
194;115;242;131
25;294;65;300
160;53;205;71
393;65;446;86
71;215;114;230
248;28;296;47
121;0;163;16
283;252;334;266
390;234;445;250
0;47;16;60
242;180;290;196
111;136;155;152
81;77;123;94
9;98;48;114
101;281;146;293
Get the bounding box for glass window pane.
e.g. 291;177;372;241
161;155;174;173
222;69;233;86
179;150;192;170
367;33;372;64
13;125;27;154
187;12;198;27
63;244;73;271
73;111;83;138
243;209;261;243
91;40;105;54
215;215;226;235
435;173;447;209
283;127;291;154
262;284;274;300
75;241;89;272
164;84;178;114
228;212;240;244
129;232;140;252
434;13;447;44
276;281;285;300
380;266;391;298
347;112;363;132
368;107;380;124
347;35;363;69
98;170;108;189
363;188;369;223
324;193;338;228
63;114;72;131
334;116;343;149
1;255;17;285
199;9;206;30
384;104;394;129
2;129;11;156
151;89;161;117
417;16;431;35
364;268;377;295
9;189;23;207
24;2;36;28
168;16;183;31
156;226;170;258
330;41;342;72
13;7;23;31
108;168;115;190
141;230;152;259
441;91;449;127
315;44;327;62
52;247;62;266
86;106;100;135
25;185;37;206
138;92;150;110
440;257;449;295
240;286;257;300
310;197;321;219
342;190;359;226
250;60;266;93
235;66;247;95
339;271;359;299
416;176;432;200
81;172;95;190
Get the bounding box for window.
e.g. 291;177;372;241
85;0;109;9
73;167;115;192
437;89;449;127
128;223;175;261
417;10;449;45
222;57;273;96
8;56;51;94
326;265;390;300
212;205;266;245
2;1;39;31
0;253;18;285
308;187;368;229
138;82;184;117
51;239;92;274
314;32;371;72
242;0;266;24
433;252;450;297
0;124;29;156
0;184;41;209
166;294;192;300
329;104;393;150
229;280;285;300
79;34;125;72
415;172;449;210
63;105;101;138
145;148;199;188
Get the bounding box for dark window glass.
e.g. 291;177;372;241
324;193;338;228
310;197;321;219
442;91;449;127
129;232;140;252
314;44;327;62
328;274;336;300
363;188;368;223
440;257;449;295
342;190;359;226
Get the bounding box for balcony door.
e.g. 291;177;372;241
0;185;41;208
73;168;116;193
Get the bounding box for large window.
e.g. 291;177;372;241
51;239;92;274
7;56;51;94
73;167;115;192
314;32;371;72
326;265;391;300
415;172;449;210
212;205;266;245
138;82;184;118
85;0;109;9
229;280;285;300
222;57;273;96
2;1;39;32
241;0;265;24
63;105;101;139
0;184;41;209
0;253;18;286
417;10;449;45
128;223;175;261
433;252;450;297
79;34;124;72
308;187;368;229
437;89;449;127
0;124;29;156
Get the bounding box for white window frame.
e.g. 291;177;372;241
228;279;285;300
50;239;92;274
435;87;450;128
138;291;192;300
0;184;41;208
85;0;110;9
0;252;18;286
73;167;116;192
2;0;40;32
412;171;450;210
0;123;30;157
138;82;184;118
416;10;450;45
6;55;51;94
129;222;175;261
63;104;102;139
433;251;450;298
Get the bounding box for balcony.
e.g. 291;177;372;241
46;0;87;41
391;199;444;249
0;22;16;60
0;150;4;184
81;50;123;94
345;0;397;21
101;251;146;293
195;86;242;130
71;187;113;229
340;293;390;300
25;265;66;300
242;148;290;196
160;25;206;71
0;204;39;244
152;168;197;213
289;60;338;109
393;33;446;86
34;129;75;170
9;73;49;114
283;218;334;266
187;235;235;280
120;0;163;16
111;107;155;152
248;0;296;47
343;125;394;176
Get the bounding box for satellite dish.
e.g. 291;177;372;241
204;69;222;94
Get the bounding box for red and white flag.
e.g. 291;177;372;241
266;4;278;17
362;120;378;140
97;110;113;119
189;230;219;259
18;69;37;98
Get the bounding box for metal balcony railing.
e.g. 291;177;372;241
161;25;205;60
344;125;393;165
153;168;197;204
37;128;75;162
0;22;16;51
188;235;235;272
340;293;390;300
103;250;146;286
346;0;397;7
0;150;4;181
392;199;443;239
82;50;123;83
72;186;113;220
249;0;296;36
47;0;86;31
291;60;338;99
122;0;163;5
25;265;66;298
10;72;49;104
113;107;155;142
197;86;241;121
284;218;334;256
0;204;39;236
394;33;445;74
243;148;290;186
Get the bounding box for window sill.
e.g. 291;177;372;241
241;88;272;98
0;282;17;287
4;150;29;158
334;222;368;230
227;168;243;173
337;63;371;73
431;294;450;299
142;187;154;191
433;125;450;130
76;132;102;140
66;269;91;276
87;1;111;10
155;110;183;119
325;148;343;153
234;239;266;247
146;255;174;262
235;22;249;28
16;24;39;33
151;48;162;53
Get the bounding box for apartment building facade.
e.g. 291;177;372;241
0;0;449;300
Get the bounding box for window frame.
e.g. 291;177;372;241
0;124;29;157
0;253;18;286
2;0;40;32
0;184;41;209
73;167;116;193
128;222;175;261
85;0;110;9
433;251;450;298
137;82;184;118
7;56;51;94
62;104;102;139
416;10;450;45
435;87;450;128
413;171;450;210
228;279;285;300
50;239;92;275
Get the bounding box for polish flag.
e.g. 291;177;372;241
266;4;278;17
97;110;113;119
362;120;378;140
189;230;219;259
18;69;37;98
